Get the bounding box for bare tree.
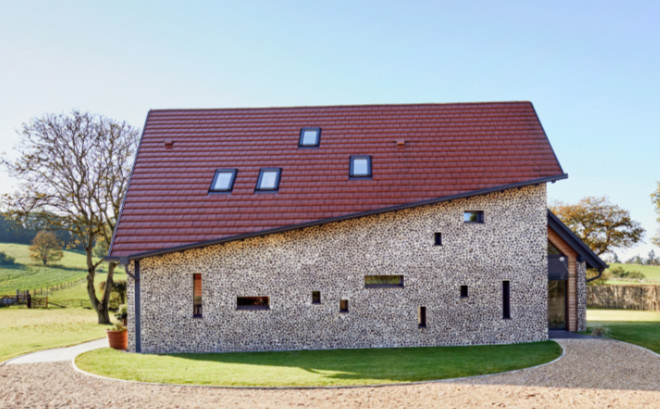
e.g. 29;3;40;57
2;111;139;323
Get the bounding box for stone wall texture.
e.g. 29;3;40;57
126;184;549;353
587;285;660;311
577;262;587;332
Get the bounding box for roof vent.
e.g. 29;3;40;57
396;139;406;149
164;139;174;148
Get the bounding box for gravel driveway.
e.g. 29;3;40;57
1;338;658;409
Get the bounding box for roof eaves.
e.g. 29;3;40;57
117;174;568;261
547;209;608;272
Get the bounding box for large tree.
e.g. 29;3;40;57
551;196;644;256
652;182;660;247
2;111;139;323
29;230;63;266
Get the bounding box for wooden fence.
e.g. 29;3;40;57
0;276;86;307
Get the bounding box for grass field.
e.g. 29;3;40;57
602;263;660;285
587;309;660;353
76;341;561;387
0;307;110;362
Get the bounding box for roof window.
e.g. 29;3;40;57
299;127;321;147
349;156;372;178
209;169;237;193
256;168;282;192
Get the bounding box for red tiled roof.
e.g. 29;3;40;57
108;102;565;259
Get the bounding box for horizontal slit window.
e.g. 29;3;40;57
237;296;270;310
364;275;404;288
464;211;484;223
209;169;237;193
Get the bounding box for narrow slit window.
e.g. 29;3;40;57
434;233;442;246
193;273;202;317
209;169;237;193
339;299;349;313
464;211;484;223
418;306;426;328
237;296;270;310
299;127;321;147
502;281;511;319
364;275;404;288
256;168;281;192
460;285;468;298
349;156;372;178
312;291;321;304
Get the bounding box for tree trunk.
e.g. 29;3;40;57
85;247;111;324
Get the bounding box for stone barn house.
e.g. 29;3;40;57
107;102;607;353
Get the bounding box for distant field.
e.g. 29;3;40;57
601;263;660;285
0;243;124;298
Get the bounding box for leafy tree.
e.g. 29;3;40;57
551;196;644;256
2;111;139;324
0;251;16;265
611;252;620;263
29;230;63;265
648;249;658;266
652;182;660;247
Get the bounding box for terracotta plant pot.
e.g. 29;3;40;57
107;330;128;350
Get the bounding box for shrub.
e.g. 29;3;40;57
99;279;127;304
0;251;16;265
609;266;645;280
587;269;610;285
115;304;127;321
590;326;608;337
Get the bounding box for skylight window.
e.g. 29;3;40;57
299;127;321;147
349;156;372;178
256;168;282;191
209;169;237;193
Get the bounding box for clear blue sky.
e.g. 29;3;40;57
1;1;658;260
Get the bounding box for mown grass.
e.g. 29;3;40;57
602;263;660;285
587;309;660;353
76;341;561;387
0;307;110;362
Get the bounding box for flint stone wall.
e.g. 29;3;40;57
126;184;548;353
577;262;587;332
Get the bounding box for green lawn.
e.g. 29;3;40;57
602;263;660;285
0;307;110;362
76;341;561;387
587;309;660;353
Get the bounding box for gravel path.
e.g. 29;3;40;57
1;338;658;409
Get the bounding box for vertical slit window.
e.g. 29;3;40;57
503;281;511;319
193;273;202;317
460;285;468;298
339;299;349;313
418;306;426;328
434;232;442;246
312;291;321;304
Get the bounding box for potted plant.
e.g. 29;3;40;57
106;321;128;350
114;304;127;326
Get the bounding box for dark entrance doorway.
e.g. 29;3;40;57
548;280;567;329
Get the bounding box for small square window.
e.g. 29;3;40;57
434;233;442;246
256;168;281;191
312;291;321;304
299;127;321;147
210;169;237;193
339;299;349;313
464;211;484;223
460;285;468;298
349;156;372;178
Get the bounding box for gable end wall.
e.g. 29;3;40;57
126;184;548;353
